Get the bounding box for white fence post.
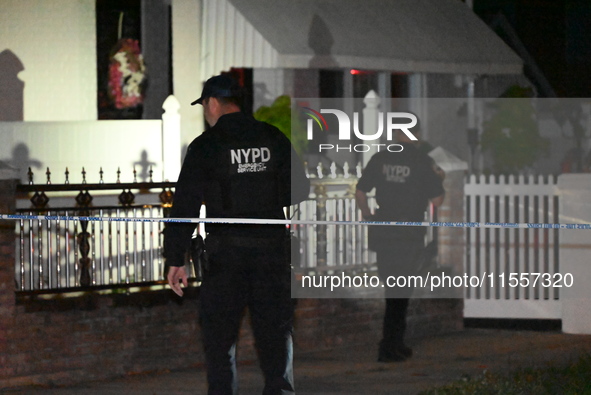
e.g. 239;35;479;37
162;95;181;182
362;90;380;168
558;174;591;334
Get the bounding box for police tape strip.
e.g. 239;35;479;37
1;213;590;230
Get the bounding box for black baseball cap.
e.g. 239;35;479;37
191;74;241;105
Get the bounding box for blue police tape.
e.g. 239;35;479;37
1;213;591;230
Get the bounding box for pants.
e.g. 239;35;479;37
199;240;295;395
375;237;424;349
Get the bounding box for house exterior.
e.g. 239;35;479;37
0;0;533;181
3;2;591;389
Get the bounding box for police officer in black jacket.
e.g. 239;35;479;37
165;74;309;394
355;128;444;363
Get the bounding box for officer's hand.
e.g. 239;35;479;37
167;266;188;297
433;164;446;180
362;212;375;221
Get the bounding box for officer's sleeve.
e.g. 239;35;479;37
356;155;379;193
163;145;205;267
422;158;445;199
276;131;309;206
289;144;310;205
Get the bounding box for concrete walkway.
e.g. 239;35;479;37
4;328;591;394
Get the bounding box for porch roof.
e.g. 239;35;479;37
229;0;523;75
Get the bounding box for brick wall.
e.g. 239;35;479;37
0;178;463;389
294;298;462;352
437;170;466;279
0;179;18;382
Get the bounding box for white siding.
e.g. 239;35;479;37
200;0;278;81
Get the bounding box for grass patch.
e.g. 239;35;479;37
420;354;591;395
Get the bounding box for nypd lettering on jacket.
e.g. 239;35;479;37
383;164;410;183
230;147;271;173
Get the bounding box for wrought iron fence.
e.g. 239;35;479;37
15;164;433;293
15;167;174;292
16;206;171;291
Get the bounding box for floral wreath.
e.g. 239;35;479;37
108;39;146;109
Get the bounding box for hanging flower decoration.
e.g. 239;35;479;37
108;39;146;109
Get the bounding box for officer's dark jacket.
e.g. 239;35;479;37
357;142;444;222
164;112;310;267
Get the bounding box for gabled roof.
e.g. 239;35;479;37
229;0;523;74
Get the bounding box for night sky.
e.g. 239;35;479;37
474;0;591;97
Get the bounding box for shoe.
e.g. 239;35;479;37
397;344;413;359
377;348;407;363
377;344;413;363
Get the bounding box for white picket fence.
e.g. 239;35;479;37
464;174;561;319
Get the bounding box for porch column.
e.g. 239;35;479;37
558;174;591;334
162;95;182;182
427;147;468;300
171;0;203;147
431;148;468;285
